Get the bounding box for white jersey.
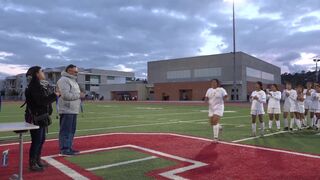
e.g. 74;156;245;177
250;90;266;111
267;91;281;109
304;89;315;102
282;89;297;112
312;92;320;112
205;87;227;117
295;92;306;113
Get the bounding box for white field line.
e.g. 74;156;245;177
0;115;249;140
232;131;287;143
3;132;320;159
43;144;207;180
42;156;89;180
86;156;158;171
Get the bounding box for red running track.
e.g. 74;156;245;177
0;133;320;180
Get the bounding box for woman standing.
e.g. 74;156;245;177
266;84;281;131
205;79;228;142
24;66;59;172
294;85;305;130
250;81;266;137
282;82;297;131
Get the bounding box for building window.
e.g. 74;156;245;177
85;84;90;91
167;70;191;79
85;75;90;82
107;76;115;80
194;68;221;78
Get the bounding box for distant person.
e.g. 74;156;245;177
57;64;84;156
312;84;320;130
282;82;297;131
24;66;59;172
294;85;305;130
266;84;281;131
250;81;266;137
303;82;315;129
204;79;228;142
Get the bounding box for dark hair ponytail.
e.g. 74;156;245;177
211;79;221;87
26;66;41;85
256;81;263;90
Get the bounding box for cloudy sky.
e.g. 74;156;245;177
0;0;319;79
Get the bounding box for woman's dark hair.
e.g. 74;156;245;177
256;81;263;90
26;66;41;83
211;79;221;87
66;64;77;72
271;84;279;91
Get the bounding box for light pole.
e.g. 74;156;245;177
232;0;237;101
314;58;320;82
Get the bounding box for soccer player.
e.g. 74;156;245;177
250;81;266;136
294;85;305;130
205;79;228;142
312;84;320;130
266;84;281;131
282;82;297;131
304;82;316;129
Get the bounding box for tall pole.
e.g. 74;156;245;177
232;0;237;101
315;58;320;82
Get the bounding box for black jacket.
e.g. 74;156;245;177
25;81;57;119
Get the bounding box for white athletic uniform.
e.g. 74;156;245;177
250;90;266;115
282;89;297;113
304;89;315;111
311;92;320;113
267;91;281;114
295;93;306;114
205;87;227;117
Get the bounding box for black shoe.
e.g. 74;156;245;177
29;158;44;172
60;151;76;156
37;156;49;168
290;128;293;131
283;127;289;131
71;149;80;154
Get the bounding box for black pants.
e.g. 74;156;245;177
29;127;46;160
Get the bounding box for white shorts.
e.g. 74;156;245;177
296;104;305;114
208;107;224;117
267;108;281;114
283;105;296;113
251;109;265;115
304;100;313;110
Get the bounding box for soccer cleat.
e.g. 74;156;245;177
60;151;76;157
212;138;219;143
289;128;293;131
71;149;80;154
251;132;256;137
283;127;289;131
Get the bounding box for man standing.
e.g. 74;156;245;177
57;64;84;155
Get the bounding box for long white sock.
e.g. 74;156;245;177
252;123;256;133
317;119;320;129
290;118;295;129
213;124;219;139
312;116;316;126
260;122;265;135
269;120;273;129
296;119;301;129
276;120;280;130
284;119;288;128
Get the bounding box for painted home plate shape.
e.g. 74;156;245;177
1;133;320;179
42;145;208;180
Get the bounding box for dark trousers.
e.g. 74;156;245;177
59;114;77;152
29;127;46;159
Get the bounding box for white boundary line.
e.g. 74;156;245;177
41;156;89;180
232;130;287;142
1;132;320;159
86;156;158;171
43;144;208;180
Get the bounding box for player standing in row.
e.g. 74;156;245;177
294;85;306;130
282;82;297;131
250;81;266;136
266;84;281;131
304;82;316;129
312;84;320;130
205;79;228;142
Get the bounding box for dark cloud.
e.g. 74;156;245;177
0;0;319;78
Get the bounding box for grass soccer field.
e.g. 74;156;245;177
0;101;320;179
